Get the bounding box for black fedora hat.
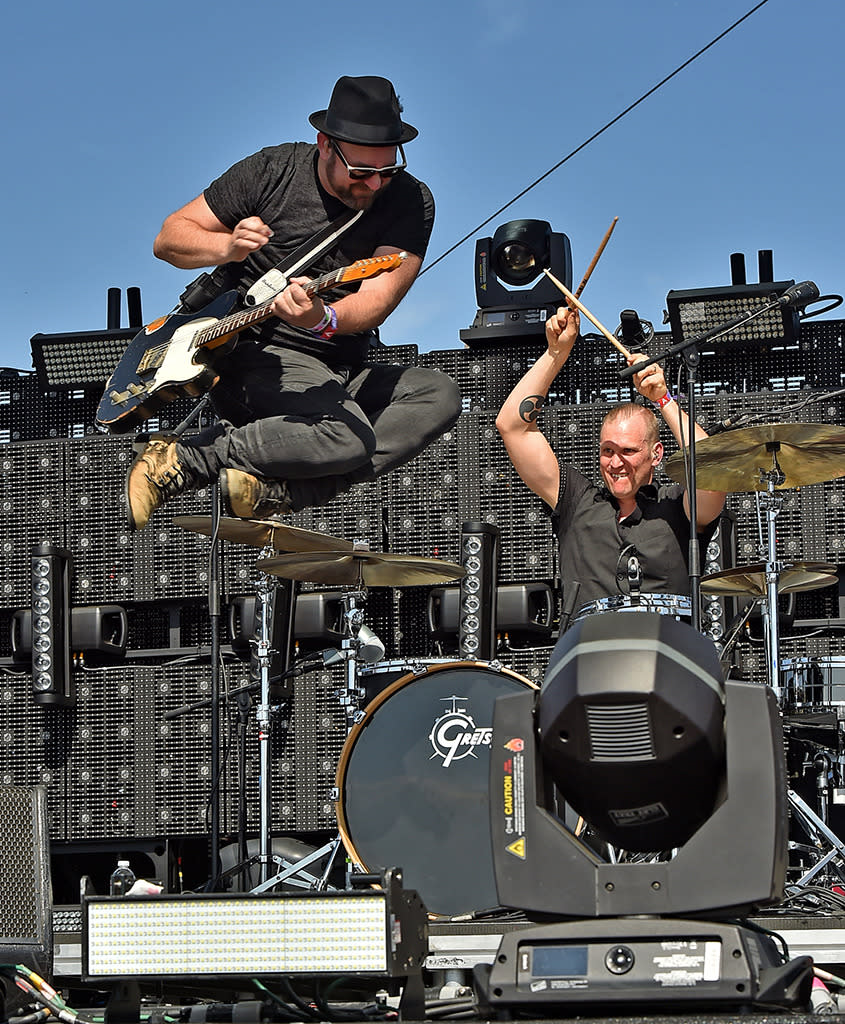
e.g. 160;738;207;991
309;75;418;146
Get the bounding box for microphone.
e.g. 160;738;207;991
615;544;641;596
627;554;642;600
706;411;766;436
276;647;346;681
356;625;385;665
559;580;582;633
776;280;819;308
617;309;649;351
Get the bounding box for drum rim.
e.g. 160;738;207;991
334;659;537;906
781;656;845;666
577;592;692;611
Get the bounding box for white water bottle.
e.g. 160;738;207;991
109;859;136;896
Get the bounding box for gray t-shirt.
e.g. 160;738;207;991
204;141;434;366
551;463;717;610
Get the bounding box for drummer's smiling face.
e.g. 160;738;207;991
599;411;663;513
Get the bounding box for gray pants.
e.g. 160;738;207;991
177;344;462;512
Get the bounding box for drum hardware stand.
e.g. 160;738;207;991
250;588;384;894
718;599;756;672
212;554;298;892
253;556;288;886
754;453;845;885
756;456;788;702
222;555;354;894
787;787;845;886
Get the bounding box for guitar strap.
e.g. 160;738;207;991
245;208;363;306
176;209;364;314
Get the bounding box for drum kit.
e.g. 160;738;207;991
167;419;845;909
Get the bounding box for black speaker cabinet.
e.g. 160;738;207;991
0;785;53;1007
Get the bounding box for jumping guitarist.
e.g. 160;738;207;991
122;75;461;530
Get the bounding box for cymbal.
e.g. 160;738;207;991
256;550;466;587
701;560;839;597
173;516;353;553
664;422;845;491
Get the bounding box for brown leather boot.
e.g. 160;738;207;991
220;469;292;520
125;438;197;530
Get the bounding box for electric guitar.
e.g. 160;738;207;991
96;252;407;434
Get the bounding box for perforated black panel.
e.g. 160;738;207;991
1;318;844;845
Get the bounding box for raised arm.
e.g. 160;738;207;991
153;194;274;269
496;307;580;508
629;355;727;527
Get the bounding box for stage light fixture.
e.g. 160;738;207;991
457;522;499;660
30;329;135;389
29;543;73;706
30;287;143;389
486;612;788;920
666;281;799;351
474;609;807;1014
538;611;726;852
12;605;128;667
665;254;801;351
83;871;426;980
427;582;554;645
460;219;572;346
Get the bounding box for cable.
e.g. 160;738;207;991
0;965;91;1024
420;0;773;277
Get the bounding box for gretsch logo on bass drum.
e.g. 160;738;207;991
428;695;493;767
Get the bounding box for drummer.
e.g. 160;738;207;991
496;307;727;619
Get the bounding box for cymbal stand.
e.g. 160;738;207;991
757;449;787;701
253;556;282;886
755;448;845;884
250;588;376;894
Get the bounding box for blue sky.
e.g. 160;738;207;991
2;0;842;372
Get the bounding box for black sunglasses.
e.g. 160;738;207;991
330;139;407;180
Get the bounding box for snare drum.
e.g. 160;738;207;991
781;657;845;709
336;660;536;917
574;593;692;624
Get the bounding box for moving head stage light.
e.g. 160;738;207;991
539;610;725;853
475;611;812;1015
460;219;572;346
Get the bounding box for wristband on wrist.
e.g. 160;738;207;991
653;392;674;409
308;305;333;335
315;304;338;340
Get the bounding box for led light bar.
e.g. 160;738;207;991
83;882;427;979
30;329;135;389
665;281;798;350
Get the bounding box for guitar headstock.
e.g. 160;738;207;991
336;252;408;284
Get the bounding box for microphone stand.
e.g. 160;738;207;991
617;295;790;634
152;392;226;889
681;345;702;631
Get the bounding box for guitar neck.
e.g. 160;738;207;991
193;264;360;349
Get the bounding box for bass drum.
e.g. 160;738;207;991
336;660;536;917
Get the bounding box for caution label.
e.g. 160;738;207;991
501;739;527;860
506;837;526;859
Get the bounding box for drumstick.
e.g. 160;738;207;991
542;269;633;360
573;216;618;300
